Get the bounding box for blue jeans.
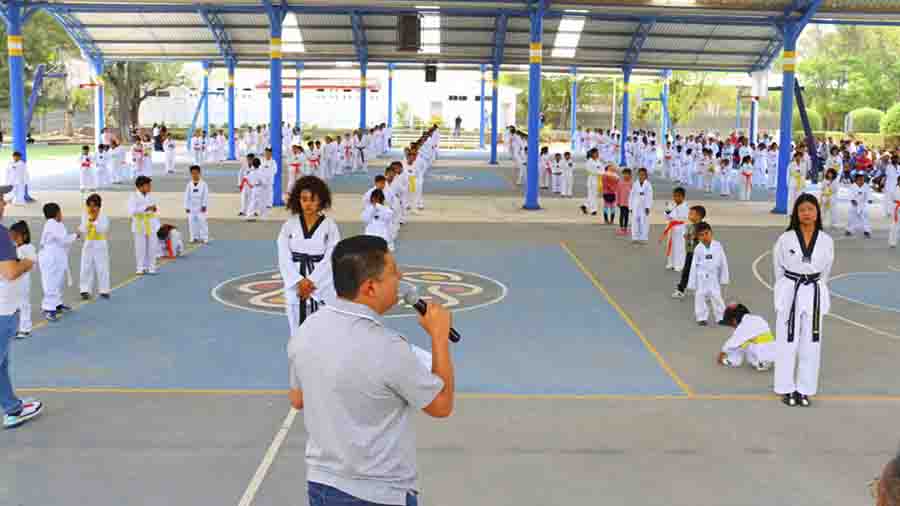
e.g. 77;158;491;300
0;312;22;415
308;482;417;506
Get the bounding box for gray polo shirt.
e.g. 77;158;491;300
287;297;444;505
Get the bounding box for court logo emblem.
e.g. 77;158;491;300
212;265;507;318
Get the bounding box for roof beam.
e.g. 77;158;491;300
623;17;654;68
492;13;508;67
44;6;104;67
198;7;235;65
752;0;822;71
350;11;368;64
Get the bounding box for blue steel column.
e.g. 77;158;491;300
92;60;105;147
295;62;302;129
774;27;799;214
359;63;367;129
479;64;486;149
387;63;394;128
661;69;671;142
202;61;210;135
524;2;544;210
227;60;236;160
489;64;500;165
570;66;577;150
750;97;759;144
620;66;632;166
6;3;27;161
270;24;285;206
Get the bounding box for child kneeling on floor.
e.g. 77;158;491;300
717;303;775;372
157;224;184;260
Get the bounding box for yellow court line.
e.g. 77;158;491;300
30;243;204;332
19;387;900;403
559;240;696;397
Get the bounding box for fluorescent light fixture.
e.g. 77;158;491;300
552;16;585;58
419;11;441;54
335;62;354;67
415;5;440;9
564;9;589;13
281;13;306;53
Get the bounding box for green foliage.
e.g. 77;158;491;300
880;103;900;135
499;73;614;128
793;108;823;132
848;107;884;133
395;101;411;126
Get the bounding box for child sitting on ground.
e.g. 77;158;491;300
157;224;185;260
717;303;775;371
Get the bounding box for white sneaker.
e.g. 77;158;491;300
671;290;685;299
3;399;43;429
754;361;773;372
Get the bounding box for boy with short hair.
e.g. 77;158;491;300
128;176;160;275
687;222;729;326
846;171;872;238
79;145;96;193
673;205;706;299
561;152;575;198
78;193;111;300
38;202;79;321
629;167;653;243
717;303;775;371
5;151;27;205
184;165;210;243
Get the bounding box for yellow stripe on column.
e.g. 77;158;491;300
782;50;797;72
360;77;367;88
388;70;394;79
622;83;630;93
270;38;282;58
7;35;23;56
529;42;542;63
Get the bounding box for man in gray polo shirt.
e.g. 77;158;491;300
288;235;454;506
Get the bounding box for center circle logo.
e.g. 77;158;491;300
211;265;507;318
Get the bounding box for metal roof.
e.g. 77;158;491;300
29;0;900;74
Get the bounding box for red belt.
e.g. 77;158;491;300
894;200;900;224
240;178;252;191
660;220;685;257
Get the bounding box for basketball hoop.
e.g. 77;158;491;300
79;82;100;89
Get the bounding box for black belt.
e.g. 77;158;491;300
783;269;822;343
292;252;324;324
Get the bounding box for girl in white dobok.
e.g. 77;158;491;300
277;176;341;337
773;193;834;407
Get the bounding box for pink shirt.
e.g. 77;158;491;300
616;180;633;207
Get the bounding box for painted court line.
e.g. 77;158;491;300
559;241;695;397
828;271;900;314
237;408;298;506
18;387;900;402
751;249;900;341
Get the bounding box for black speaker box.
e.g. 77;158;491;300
397;15;421;51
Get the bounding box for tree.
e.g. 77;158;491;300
667;72;714;127
104;62;188;139
849;107;884;133
499;73;613;130
880;103;900;135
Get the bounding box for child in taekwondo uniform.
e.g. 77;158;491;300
79;145;97;193
362;188;396;251
687;222;730;326
5;151;28;205
39;203;79;321
845;171;872;239
662;187;688;271
717;303;775;372
78;193;111;300
128;176;161;275
890;175;900;248
9;221;35;338
629;167;654;243
184;165;210;243
580;148;603;216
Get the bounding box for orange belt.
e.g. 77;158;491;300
894;200;900;224
660;220;685;257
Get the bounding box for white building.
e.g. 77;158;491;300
138;69;519;131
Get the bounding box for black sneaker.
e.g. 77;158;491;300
43;310;58;322
580;205;587;215
57;305;72;313
864;232;871;239
844;231;852;237
100;293;110;300
798;394;811;407
14;331;30;340
80;292;90;300
717;319;728;326
782;393;797;407
590;212;597;216
697;320;708;326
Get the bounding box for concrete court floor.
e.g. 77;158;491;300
1;217;898;506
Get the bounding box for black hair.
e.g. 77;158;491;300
723;303;750;326
369;188;385;204
786;193;823;232
695;221;712;234
825;168;837;180
189;165;202;173
673;187;686;197
622;168;632;175
287;175;332;214
135;175;152;188
374;175;386;184
43;202;61;220
82;145;90;151
86;193;102;208
251;158;261;168
331;235;390;299
637;167;648;175
690;205;707;219
9;220;30;245
12;151;22;158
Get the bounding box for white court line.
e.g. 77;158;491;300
238;408;298;506
751;251;900;341
890;266;900;272
828;272;900;314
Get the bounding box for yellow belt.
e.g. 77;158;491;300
85;221;106;241
740;331;775;349
409;175;417;193
134;212;154;236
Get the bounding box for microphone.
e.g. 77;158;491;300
401;287;461;343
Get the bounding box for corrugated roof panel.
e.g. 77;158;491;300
293;44;356;54
139;12;202;26
96;43;164;54
575;49;627;61
229;27;272;41
73;12;137;25
364;15;399;28
158;43;221;55
643;37;708;52
443;16;495;30
639;53;700;65
506;17;531;31
712;39;770;53
710;25;776;38
442;30;491;46
652;23;717;36
297;13;351;27
584;20;638;33
220;13;269;26
507;31;532;45
366;29;398;44
578;33;634;48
